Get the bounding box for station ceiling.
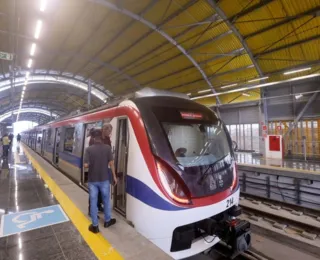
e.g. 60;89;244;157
0;0;319;124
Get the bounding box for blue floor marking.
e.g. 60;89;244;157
0;205;69;237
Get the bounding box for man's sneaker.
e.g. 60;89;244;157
104;218;116;228
88;224;99;234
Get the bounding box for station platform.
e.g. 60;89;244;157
0;144;172;260
235;152;320;173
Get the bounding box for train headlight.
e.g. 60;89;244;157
231;162;238;191
156;160;191;205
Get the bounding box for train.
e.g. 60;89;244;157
22;88;251;259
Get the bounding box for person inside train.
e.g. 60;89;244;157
175;147;187;157
84;129;117;234
89;123;113;146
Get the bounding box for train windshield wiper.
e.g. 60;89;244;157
197;154;230;185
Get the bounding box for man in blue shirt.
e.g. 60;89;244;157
84;130;117;233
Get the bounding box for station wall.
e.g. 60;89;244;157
214;78;320;158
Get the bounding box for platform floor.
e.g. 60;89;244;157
1;143;172;260
0;146;96;260
235;152;320;172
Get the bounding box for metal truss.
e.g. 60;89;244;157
0;70;110;101
256;34;320;57
42;50;141;90
16;113;51;125
84;0;199;82
0;108;58;123
245;6;320;39
90;0;221;103
102;12;223;84
207;0;264;77
74;0;159;80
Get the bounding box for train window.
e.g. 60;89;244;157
64;127;75;153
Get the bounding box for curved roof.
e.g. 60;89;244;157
0;0;319;123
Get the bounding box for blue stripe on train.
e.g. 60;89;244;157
126;175;187;211
43;149;185;211
58;151;82;168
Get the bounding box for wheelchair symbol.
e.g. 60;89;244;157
12;210;54;229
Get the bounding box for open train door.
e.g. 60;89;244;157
114;118;129;216
41;129;45;156
53;128;61;166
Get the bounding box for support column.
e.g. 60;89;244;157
87;80;92;110
284;92;319;138
259;88;268;156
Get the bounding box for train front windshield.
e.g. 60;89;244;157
134;96;235;198
162;121;234;197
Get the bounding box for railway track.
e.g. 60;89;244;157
238;195;320;259
239;195;320;234
206;242;270;260
204;195;320;260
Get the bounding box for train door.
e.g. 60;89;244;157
53;128;61;165
36;131;42;153
41;130;45;156
114;118;129;215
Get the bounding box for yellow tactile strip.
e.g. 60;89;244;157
23;145;123;260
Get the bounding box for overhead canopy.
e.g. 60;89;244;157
0;0;319;123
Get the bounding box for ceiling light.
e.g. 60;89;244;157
23;86;26;91
40;0;47;12
25;72;30;79
198;89;211;94
22;90;25;95
34;20;43;39
30;43;36;56
283;67;311;75
295;94;303;99
242;92;251;97
187;93;191;96
27;59;33;68
220;83;238;89
248;76;269;83
191;73;320;100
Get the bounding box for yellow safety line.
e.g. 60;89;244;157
23;145;123;260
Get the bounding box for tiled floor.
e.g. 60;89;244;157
0;145;97;260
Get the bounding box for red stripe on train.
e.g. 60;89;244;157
39;105;235;208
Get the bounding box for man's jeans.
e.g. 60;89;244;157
88;181;111;227
3;145;9;157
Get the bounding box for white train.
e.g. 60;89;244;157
23;88;251;259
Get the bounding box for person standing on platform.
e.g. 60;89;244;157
8;133;14;149
17;133;21;143
2;134;10;158
88;123;114;213
84;129;117;234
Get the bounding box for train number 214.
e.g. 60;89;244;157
226;197;234;208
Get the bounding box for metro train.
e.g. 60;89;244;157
22;88;251;259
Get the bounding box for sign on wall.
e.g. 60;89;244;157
0;51;14;61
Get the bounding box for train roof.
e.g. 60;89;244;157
24;88;214;130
